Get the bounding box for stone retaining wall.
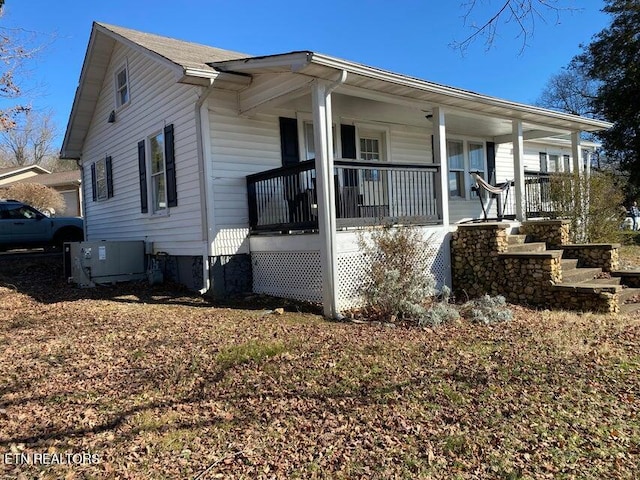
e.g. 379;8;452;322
500;252;562;305
520;220;570;248
450;221;620;313
451;223;509;298
560;244;620;272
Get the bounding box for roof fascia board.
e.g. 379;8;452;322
308;53;612;132
210;51;313;73
0;165;50;179
61;24;106;160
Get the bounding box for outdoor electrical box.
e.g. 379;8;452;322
65;240;147;287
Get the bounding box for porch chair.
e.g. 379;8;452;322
469;171;512;221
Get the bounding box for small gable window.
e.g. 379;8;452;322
115;65;129;108
91;156;114;201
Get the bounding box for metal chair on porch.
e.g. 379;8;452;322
470;172;512;221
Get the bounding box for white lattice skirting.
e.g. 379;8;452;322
250;226;452;311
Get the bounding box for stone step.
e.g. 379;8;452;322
560;267;603;284
561;258;579;271
619;287;640;303
610;269;640;288
506;242;547;253
507;234;527;245
586;277;622;286
620;302;640;315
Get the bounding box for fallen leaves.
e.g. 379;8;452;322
1;255;640;478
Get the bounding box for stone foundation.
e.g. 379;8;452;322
210;254;253;298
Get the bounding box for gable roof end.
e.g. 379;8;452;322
60;22;250;160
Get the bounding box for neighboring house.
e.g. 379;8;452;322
0;166;83;217
60;22;611;317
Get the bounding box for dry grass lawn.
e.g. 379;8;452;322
1;252;639;479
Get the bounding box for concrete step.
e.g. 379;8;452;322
507;234;527;245
506;242;547;253
561;258;579;271
560;267;603;284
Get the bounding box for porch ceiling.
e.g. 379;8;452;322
211;51;612;140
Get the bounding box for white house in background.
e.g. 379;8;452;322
60;22;611;317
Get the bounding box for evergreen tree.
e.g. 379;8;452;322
576;0;640;187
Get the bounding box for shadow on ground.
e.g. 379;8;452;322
0;252;321;313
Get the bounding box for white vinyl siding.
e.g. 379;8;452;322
80;42;204;256
208;89;281;256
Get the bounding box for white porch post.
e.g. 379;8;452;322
571;131;583;175
432;107;449;226
312;80;339;318
512;120;526;222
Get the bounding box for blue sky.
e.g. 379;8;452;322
2;0;610;148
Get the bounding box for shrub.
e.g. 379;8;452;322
461;295;513;325
549;171;625;243
2;182;65;215
358;225;436;322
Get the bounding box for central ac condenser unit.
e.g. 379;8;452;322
64;240;147;287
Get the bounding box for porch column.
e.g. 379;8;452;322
512;120;526;222
571;131;583;176
312;80;339;318
432;107;449;226
571;130;587;240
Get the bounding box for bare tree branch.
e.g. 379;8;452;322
452;0;575;54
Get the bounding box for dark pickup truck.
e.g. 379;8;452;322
0;200;84;251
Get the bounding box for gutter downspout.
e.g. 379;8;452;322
75;157;87;237
195;79;218;294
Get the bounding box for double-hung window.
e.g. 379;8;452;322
539;152;548;172
138;124;177;214
447;139;486;199
90;156;113;201
447;140;465;198
150;132;167;212
469;142;485;196
115;65;129;108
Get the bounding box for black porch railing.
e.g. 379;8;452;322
246;160;441;232
498;171;571;219
524;171;555;217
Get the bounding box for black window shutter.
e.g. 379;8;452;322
164;124;177;208
279;117;300;166
340;124;357;159
90;163;97;201
340;124;358;187
106;156;114;199
486;142;496;184
138;140;148;213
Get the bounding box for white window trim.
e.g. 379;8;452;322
114;61;130;110
355;123;391;163
146;128;169;217
446;137;487;201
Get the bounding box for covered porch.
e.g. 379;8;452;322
211;52;611;317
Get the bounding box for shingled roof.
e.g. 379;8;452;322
96;22;249;77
